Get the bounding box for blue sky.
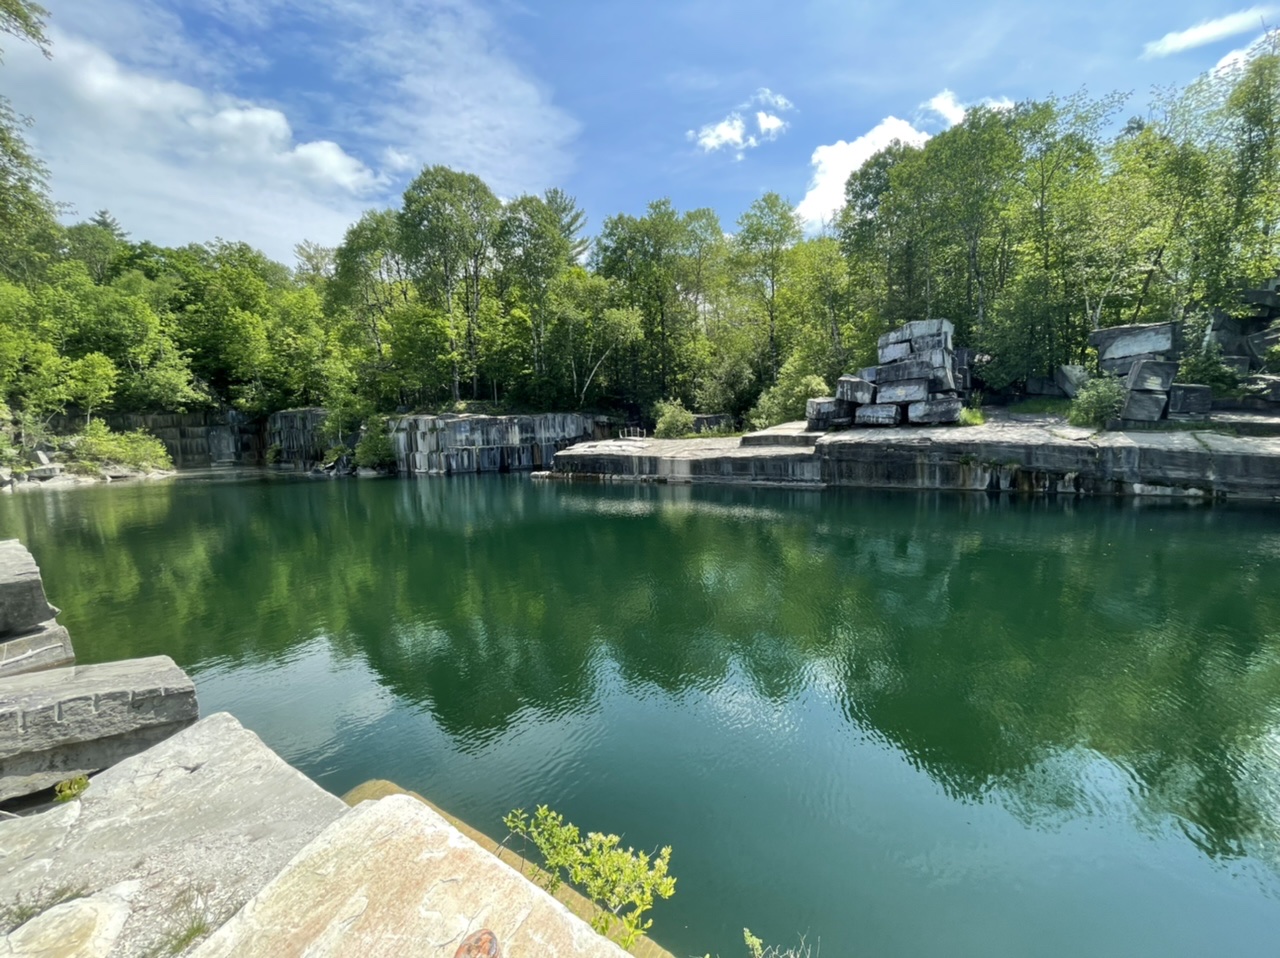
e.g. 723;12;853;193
5;0;1276;262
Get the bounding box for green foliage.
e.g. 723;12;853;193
53;774;88;803
264;443;282;465
353;415;395;469
504;805;676;950
748;354;829;430
738;929;815;958
1068;376;1127;427
653;397;694;438
958;406;986;426
1267;344;1280;371
1176;320;1240;393
76;419;173;470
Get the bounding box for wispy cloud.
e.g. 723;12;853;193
795;116;929;230
1143;7;1275;58
925;89;967;126
688;87;795;160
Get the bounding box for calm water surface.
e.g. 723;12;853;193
3;476;1280;957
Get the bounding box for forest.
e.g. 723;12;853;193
1;3;1279;452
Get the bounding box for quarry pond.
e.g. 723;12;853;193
4;476;1280;957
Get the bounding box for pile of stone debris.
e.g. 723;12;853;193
806;319;972;430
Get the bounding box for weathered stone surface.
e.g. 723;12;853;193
835;376;876;405
390;413;595;475
1056;365;1089;399
856;366;879;383
194;795;630;958
914;348;954;371
1223;354;1254;376
1120;389;1169;422
879;318;955;346
1169;384;1212;416
1026;375;1067;397
0;540;57;637
913;331;953;352
907;399;963;424
876;380;930;404
877;340;912;364
805;397;837;420
0;713;347;958
1101;352;1164;377
1;883;136;956
739;424;823;448
0;656;197;800
855;404;903;426
1126;360;1179;392
1089;322;1178;361
1247;322;1280;360
0;620;74;679
876;359;941;384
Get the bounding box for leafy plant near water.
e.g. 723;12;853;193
54;775;89;803
75;420;173;470
354;415;396;469
503;805;676;949
1176;333;1239;394
958;406;985;426
653;398;695;438
1068;377;1127;428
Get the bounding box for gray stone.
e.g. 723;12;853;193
193;795;630;958
880;318;955;346
1120;389;1168;422
1247;322;1280;360
805;398;837;431
877;340;913;364
876;359;940;384
0;540;58;637
0;713;347;958
0;655;197;801
1223;354;1254;376
1055;365;1089;399
1126;360;1179;392
1169;384;1213;416
913;331;953;352
1026;375;1068;397
26;465;64;480
1088;322;1179;361
835;376;876;405
33;450;50;467
907;399;963;424
1100;352;1165;377
855;403;903;426
0;619;74;678
856;366;879;384
876;380;931;404
1;883;136;956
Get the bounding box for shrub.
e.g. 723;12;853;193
1068;376;1126;428
265;443;282;465
1267;344;1280;372
76;420;173;470
958;407;986;426
1176;338;1239;394
353;416;396;469
504;805;676;950
748;358;830;430
653;398;695;438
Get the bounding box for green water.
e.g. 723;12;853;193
3;476;1280;957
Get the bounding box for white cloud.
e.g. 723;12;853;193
795;116;930;230
689;87;794;158
925;89;967;127
6;0;580;260
1142;7;1275;58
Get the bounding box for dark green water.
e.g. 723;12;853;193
3;476;1280;957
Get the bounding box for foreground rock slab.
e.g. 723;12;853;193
0;712;346;957
0;541;57;637
0;655;197;801
193;794;630;958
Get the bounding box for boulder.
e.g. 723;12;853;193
1223;354;1254;376
1055;365;1090;399
913;331;953;352
877;340;913;364
1247;323;1280;360
0;656;197;801
0;540;59;637
1126;360;1179;392
854;403;903;426
907;398;963;424
1120;389;1168;422
856;366;879;384
876;359;943;384
835;376;876;405
876;380;931;404
1168;384;1212;419
0;620;74;679
1088;322;1179;361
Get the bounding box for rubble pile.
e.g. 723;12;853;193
805;319;970;431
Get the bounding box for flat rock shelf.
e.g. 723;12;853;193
548;418;1280;498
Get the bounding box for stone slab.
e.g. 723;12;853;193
879;319;955;347
1089;322;1178;361
876;359;943;384
1;883;137;956
0;540;58;638
876;380;930;404
856;366;879;384
0;713;347;957
835;376;876;405
0;656;197;801
1126;360;1179;392
1056;365;1089;399
805;397;837;420
855;403;903;426
1223;354;1254;376
877;340;912;364
907;399;963;424
193;794;631;958
913;331;953;352
1247;323;1280;360
1100;352;1165;377
1169;384;1213;416
0;620;74;679
1120;389;1169;422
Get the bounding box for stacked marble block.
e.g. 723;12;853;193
0;540;74;679
806;319;966;430
1119;360;1211;423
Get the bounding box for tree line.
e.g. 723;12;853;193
1;2;1278;450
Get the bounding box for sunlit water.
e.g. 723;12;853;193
4;475;1280;957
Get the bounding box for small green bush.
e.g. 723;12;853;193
1266;344;1280;372
748;371;830;430
958;407;986;426
1176;338;1239;393
76;421;173;470
653;398;695;438
354;416;396;469
264;443;282;465
1068;376;1127;427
